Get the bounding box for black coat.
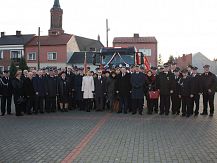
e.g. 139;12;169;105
23;78;35;97
57;77;70;97
73;74;83;100
32;76;46;96
131;72;146;99
106;76;117;96
94;76;106;97
0;77;13;96
116;73;131;96
157;72;175;96
12;78;24;104
200;72;217;95
179;76;192;96
190;74;202;95
46;76;58;97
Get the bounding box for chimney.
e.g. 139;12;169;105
1;32;5;37
134;33;139;38
16;30;21;36
97;34;100;41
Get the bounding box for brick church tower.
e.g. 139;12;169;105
48;0;64;35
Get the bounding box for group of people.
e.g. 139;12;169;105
0;63;216;117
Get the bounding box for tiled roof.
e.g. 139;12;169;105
0;34;35;45
27;34;72;46
113;37;157;43
75;35;104;51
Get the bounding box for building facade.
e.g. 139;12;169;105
0;31;34;72
113;33;158;66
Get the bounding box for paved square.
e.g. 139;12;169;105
0;97;217;163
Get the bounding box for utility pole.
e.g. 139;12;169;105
37;27;40;70
106;19;110;47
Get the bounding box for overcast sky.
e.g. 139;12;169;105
0;0;217;62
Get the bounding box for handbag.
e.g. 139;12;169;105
148;91;160;99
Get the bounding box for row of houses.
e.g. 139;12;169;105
0;0;158;72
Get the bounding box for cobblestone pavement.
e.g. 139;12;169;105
0;97;217;163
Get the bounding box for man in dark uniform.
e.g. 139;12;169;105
116;67;131;114
45;69;58;113
179;69;192;117
190;67;202;116
171;67;182;115
131;65;146;115
0;70;13;116
200;65;217;116
94;70;106;111
157;63;175;115
151;66;159;113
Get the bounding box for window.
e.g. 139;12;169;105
10;50;22;59
139;48;152;56
0;66;4;73
48;52;57;60
28;52;36;60
0;50;3;59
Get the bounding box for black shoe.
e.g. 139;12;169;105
154;110;158;113
139;112;143;115
209;113;214;117
147;112;152;115
194;113;199;116
165;113;169;116
186;114;190;117
200;112;208;115
86;110;90;112
124;112;127;114
176;112;180;115
181;113;186;117
7;113;12;115
132;112;136;115
117;111;122;113
159;112;164;115
172;112;176;115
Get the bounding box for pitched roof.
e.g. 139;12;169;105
75;35;104;51
0;34;35;45
68;52;100;64
113;37;157;44
27;34;72;46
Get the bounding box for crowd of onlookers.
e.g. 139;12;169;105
0;63;216;117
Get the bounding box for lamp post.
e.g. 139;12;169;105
106;19;110;47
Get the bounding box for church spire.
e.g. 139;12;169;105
53;0;60;8
49;0;64;35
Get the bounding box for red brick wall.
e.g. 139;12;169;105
113;42;157;66
25;45;67;64
175;54;192;69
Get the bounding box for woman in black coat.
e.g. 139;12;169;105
57;72;71;112
145;70;157;114
12;70;24;116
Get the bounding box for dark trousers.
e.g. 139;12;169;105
14;96;23;116
26;96;34;114
203;94;215;114
84;99;93;112
132;98;144;114
181;96;191;115
153;99;158;112
192;94;200;114
171;94;181;114
119;96;128;113
35;96;45;113
1;95;12;114
46;96;56;112
146;97;154;113
160;95;170;114
95;96;104;111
